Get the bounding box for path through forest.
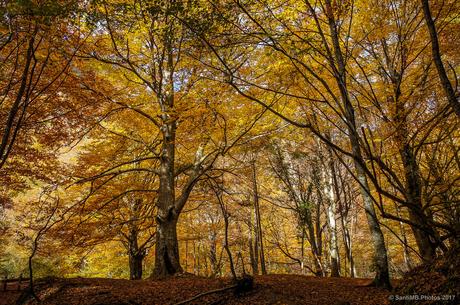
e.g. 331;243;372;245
1;274;392;305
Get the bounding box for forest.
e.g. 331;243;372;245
0;0;459;304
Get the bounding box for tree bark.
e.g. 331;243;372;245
152;112;183;277
323;143;340;277
153;215;182;277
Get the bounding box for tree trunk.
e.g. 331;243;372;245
308;223;325;277
152;92;183;277
126;198;145;280
322;0;391;288
211;180;237;279
388;65;437;262
339;182;355;277
323;144;340;277
224;218;237;279
341;205;355;277
249;205;259;275
353;159;390;288
209;231;219;277
129;253;144;280
398;142;436;261
251;160;267;275
152;215;182;277
326;203;340;277
421;0;460;117
343;225;355;277
395;204;413;271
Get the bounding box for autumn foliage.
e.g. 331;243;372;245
1;0;460;304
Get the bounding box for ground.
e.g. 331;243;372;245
393;245;460;305
1;274;392;305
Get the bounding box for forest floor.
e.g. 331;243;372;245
0;274;393;305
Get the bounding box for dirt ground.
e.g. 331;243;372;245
1;274;392;305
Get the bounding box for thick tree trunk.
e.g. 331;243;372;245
129;253;144;280
153;216;182;277
152;93;183;277
153;135;181;277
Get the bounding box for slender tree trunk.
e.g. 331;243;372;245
306;221;324;276
309;164;326;277
128;238;145;280
395;205;413;271
341;183;355;277
0;29;36;169
322;0;391;288
127;199;145;280
213;183;237;279
300;229;305;274
249;205;259;275
209;231;219;277
223;210;236;279
251;160;267;274
185;240;189;272
398;141;436;261
421;0;460;117
249;226;258;275
323;144;340;277
343;225;355;277
326;203;340;277
337;180;354;277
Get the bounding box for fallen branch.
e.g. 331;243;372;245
174;275;254;305
173;284;237;305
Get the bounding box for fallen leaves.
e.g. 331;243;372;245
1;274;392;305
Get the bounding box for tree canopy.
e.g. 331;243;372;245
1;0;459;294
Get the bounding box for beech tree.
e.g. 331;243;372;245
1;0;460;292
